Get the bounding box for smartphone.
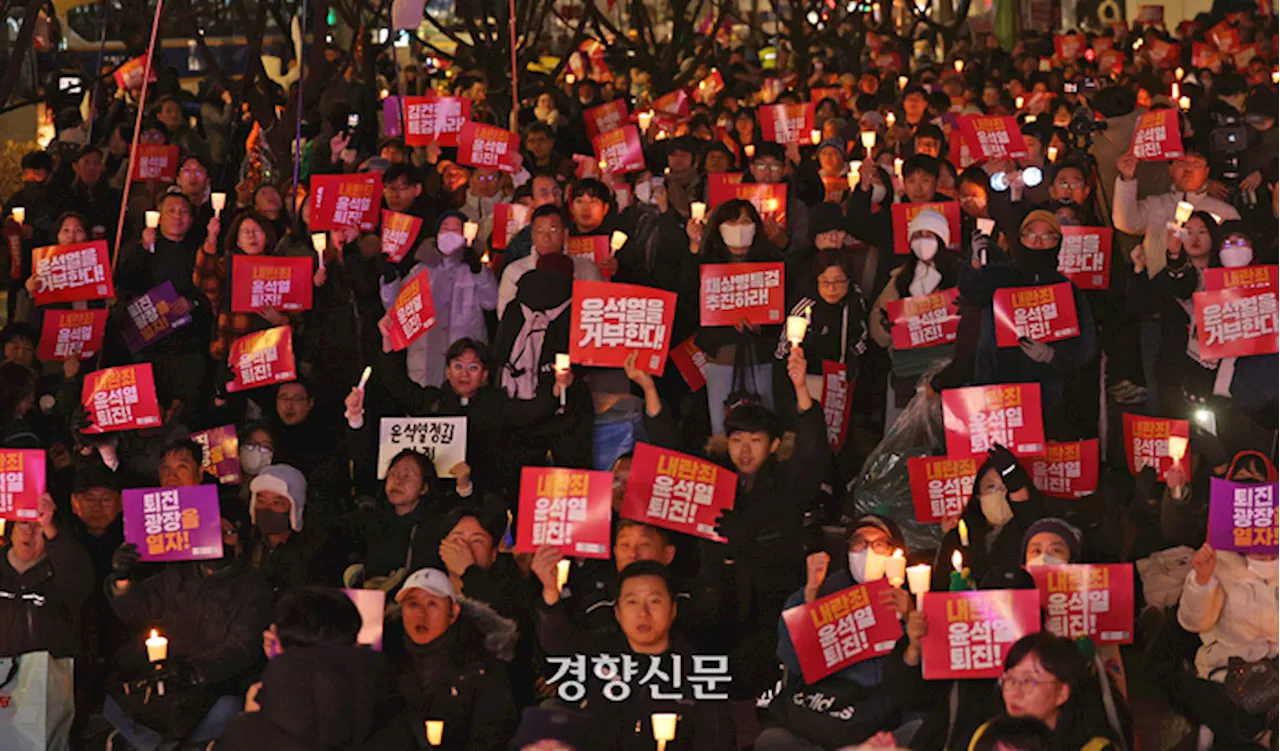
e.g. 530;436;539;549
344;113;360;138
58;76;83;94
1063;81;1079;94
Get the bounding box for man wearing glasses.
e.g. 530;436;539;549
746;143;810;254
496;205;601;319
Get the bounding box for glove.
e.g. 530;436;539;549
970;228;994;266
111;542;141;582
880;307;894;331
713;508;749;559
987;444;1031;494
1019;338;1055;364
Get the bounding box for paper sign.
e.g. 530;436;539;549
1192;42;1223;72
381;210;424;263
992;282;1081;347
708;181;789;230
1146;39;1179;68
820;361;852;453
1030;439;1100;499
32;241;113;305
810;87;844;105
699;262;785;327
1027;564;1135;643
1058;227;1112;290
782;579;902;683
1130;109;1183;161
1136;4;1164;22
386;268;438;351
515;467;612;559
909;455;981;523
569;281;677;374
227;326;297;392
1232;44;1257;72
920;589;1041;679
943;383;1046;456
886;288;961;350
231;256;314;313
708;173;745;193
81;364;161;434
669;335;708;392
310;173;382;232
620;443;735;542
0;450;46;521
343;589;386;650
592;126;646;174
129;144;179;183
759;103;816;145
695;70;725;103
113;56;156;91
122;281;193;352
376;416;467;478
490;203;530;251
38;308;107;360
1054;34;1086;60
1121;413;1189;481
958;116;1029;161
565;236;612;278
403;95;471;146
891;202;963;254
1204;265;1277;291
584;99;631;140
189;425;240;484
382;95;404;137
1208;478;1279;554
1208;20;1241;52
652;90;690;120
1194;285;1279;360
457;123;522;174
122;485;224;562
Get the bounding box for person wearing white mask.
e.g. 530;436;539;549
238;423;276;482
1021;518;1083;568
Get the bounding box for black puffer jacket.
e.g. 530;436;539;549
0;534;94;658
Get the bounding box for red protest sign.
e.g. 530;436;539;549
810;87;845;105
386;268;438;351
81;364;162;434
490;203;530;251
310;173;382;232
113;57;153;90
958;116;1029;161
380;210;423;263
1146;39;1179;67
670;335;709;392
652;90;690;120
228;325;297;392
1192;42;1224;71
1096;49;1125;76
38;308;108;360
569;281;677;374
32;241;114;305
515;467;612;558
1136;4;1164;22
1054;34;1087;60
231;256;314;313
909;455;981;523
1232;44;1258;72
920;589;1041;680
1194;285;1279;360
566;235;612;278
1208;20;1241;52
457;123;522;174
782;579;902;683
1129;109;1183;161
1204;265;1277;291
886;288;961;350
620;442;735;542
943;383;1046;456
584;99;631;140
699;262;786;327
1122;413;1189;481
592;126;646;174
708;182;788;229
759;103;816;145
993;282;1081;347
129;144;179;182
891;202;962;254
695;70;725;103
0;449;46;522
820;361;853;452
1058;227;1112;290
1030;439;1100;499
707;173;745;193
403;95;471;146
1028;564;1135;644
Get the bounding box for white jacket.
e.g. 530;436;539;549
1177;550;1279;680
496;251;602;320
1111;177;1239;277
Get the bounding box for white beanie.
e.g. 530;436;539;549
249;464;307;532
907;208;950;248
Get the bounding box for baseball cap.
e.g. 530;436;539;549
395;567;457;603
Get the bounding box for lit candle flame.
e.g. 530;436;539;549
951;549;964;572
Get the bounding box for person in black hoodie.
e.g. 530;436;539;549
2;151;55;322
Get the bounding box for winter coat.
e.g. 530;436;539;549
0;534;94;658
496;251;601;320
247;526;343;591
1111;178;1239;278
1177;550;1280;680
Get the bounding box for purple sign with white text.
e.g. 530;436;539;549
123;485;224;562
1208;478;1279;554
122;281;193;353
189;425;241;484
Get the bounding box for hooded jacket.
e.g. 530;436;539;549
247;465;342;591
0;534;94;658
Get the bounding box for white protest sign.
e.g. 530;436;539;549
376;417;467;478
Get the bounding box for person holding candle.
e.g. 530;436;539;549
743;144;808;253
846;154;950;299
55;145;121;243
775;247;869;405
1021;518;1083;568
2;151;54;322
198;211;289;361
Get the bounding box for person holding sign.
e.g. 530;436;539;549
202;212;296;360
846;154;950;295
497;205;603;320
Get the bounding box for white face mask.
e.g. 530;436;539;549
980;490;1014;528
1026;553;1067;568
848;549;889;584
1219;246;1253;268
1247;556;1279;581
239;447;273;476
871;184;888;204
719;223;757;249
911;236;939;261
437;232;466;255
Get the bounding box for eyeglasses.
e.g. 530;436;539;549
818;277;850;288
242;443;272;454
756;164;785;173
999;674;1058;692
1221;238;1251;249
1054;181;1084;190
849;536;893;554
475;174;499;182
277;395;310;404
1021;231;1061;244
179;167;207;177
449;361;484;374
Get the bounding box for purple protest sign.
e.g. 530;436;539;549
1208;478;1279;554
123;485;225;562
122;281;193;353
189;425;241;484
383;96;403;137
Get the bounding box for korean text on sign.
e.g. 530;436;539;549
0;450;45;521
380;210;424;263
403;96;471;146
592;126;646;174
231;256;314;313
458;123;521;174
546;653;730;703
376;417;467;479
943;383;1046;456
39;309;107;360
387;269;438;351
1194;285;1280;360
584;99;630;140
189;425;240;484
760;103;814;144
782;579;901;683
1057;227;1112;291
1030;440;1099;499
620;443;736;543
699;262;785;327
1121;413;1189;482
32;241;113;305
570;281;677;374
669;335;709;392
920;589;1041;679
908;455;979;523
228;326;297;392
959;116;1029;160
1028;564;1135;644
123;485;224;562
122;281;192;352
887;288;961;350
1208;478;1280;554
1204;265;1277;291
1130;109;1183;161
515;467;612;559
993;282;1080;347
81;364;161;434
820;361;852;452
310;174;382;232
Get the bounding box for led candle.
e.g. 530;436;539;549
810;129;822;145
211;192;227;216
860;130;876;150
357;366;373;391
885;111;896;127
556;559;571;591
898;75;909;89
958;519;969;546
652;712;678;751
1175;201;1194;226
566;74;576;85
847;160;862;189
1015;95;1025;110
785;315;809;345
311;232;326;268
1046;145;1059;162
146;629;168;663
885;549;907;587
10;207;23;225
893;157;904;179
425;720;444;746
638;110;653;133
1175;66;1184;80
690;202;707;221
906;564;931;609
145;211;160;229
1171;82;1180;101
954;59;964;73
1178;96;1191;110
744;144;755;158
610;230;628;252
463;221;479;244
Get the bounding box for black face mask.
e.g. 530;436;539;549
1016;246;1062;276
256;508;291;536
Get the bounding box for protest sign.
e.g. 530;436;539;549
708;181;789;229
1030;440;1100;499
490;204;530;250
81;364;161;434
1054;33;1086;60
669;335;709;392
1121;413;1189;481
1058;227;1112;290
759;103;816;144
457;123;522;173
707;173;745;193
386;268;438;351
1146;39;1179;67
920;589;1041;679
909;455;981;523
957;116;1029;161
695;70;725;103
652;90;690;120
231;256;314;313
1208;478;1279;554
891;202;963;254
782;579;902;683
227;326;297;392
309;173;382;232
0;450;46;521
1208;20;1241;52
381;210;424;263
38;308;107;360
886;288;961;350
566;235;612;277
123;485;224;562
122;281;193;352
992;282;1082;347
382;95;404;137
584;99;631;140
129;144;179;182
1204;265;1277;291
1136;4;1163;22
592;126;646;174
1192;42;1224;71
189;425;241;484
569;281;677;373
376;417;467;478
1027;564;1135;643
515;467;613;559
113;56;156;91
1129;109;1183;161
820;361;853;452
403;95;470;146
32;240;113;305
699;262;785;327
943;383;1046;456
620;443;735;542
1194;285;1279;360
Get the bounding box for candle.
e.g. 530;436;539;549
860;130;876;150
1175;201;1194;226
379;88;390;100
1024;114;1037;123
949;549;974;592
976;218;995;236
656;130;668;141
690;202;707;221
744;144;755;159
1132;38;1142;51
1015;95;1025;110
1171;82;1180;101
847;160;862;189
566;73;576;85
1046;145;1059;163
1178;96;1191;110
906;563;931;609
638;110;653;133
958;519;969;546
598;158;608;173
425;720;444;746
898;75;908;89
885;111;896;127
357;366;372;391
764;198;779;214
785;315;809;345
810;129;822;145
1169;435;1188;465
1273;70;1279;85
145;210;160;229
311;232;326;268
146;629;168;663
1175;66;1184;81
951;549;964;572
953;59;964;74
885;549;907;587
211;192;227;216
893;157;904;179
463;221;479;244
10;206;23;225
610;230;628;252
555;353;571;373
556;558;571;591
652;712;678;751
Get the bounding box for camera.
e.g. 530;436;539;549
1210;112;1248;156
1068;105;1107;139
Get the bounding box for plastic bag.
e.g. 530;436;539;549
0;651;75;751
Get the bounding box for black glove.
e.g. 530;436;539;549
377;255;399;284
111;542;141;582
970;228;993;266
713;508;749;559
987;444;1031;494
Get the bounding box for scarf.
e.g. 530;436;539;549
502;299;571;400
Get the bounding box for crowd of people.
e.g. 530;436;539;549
0;6;1277;751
